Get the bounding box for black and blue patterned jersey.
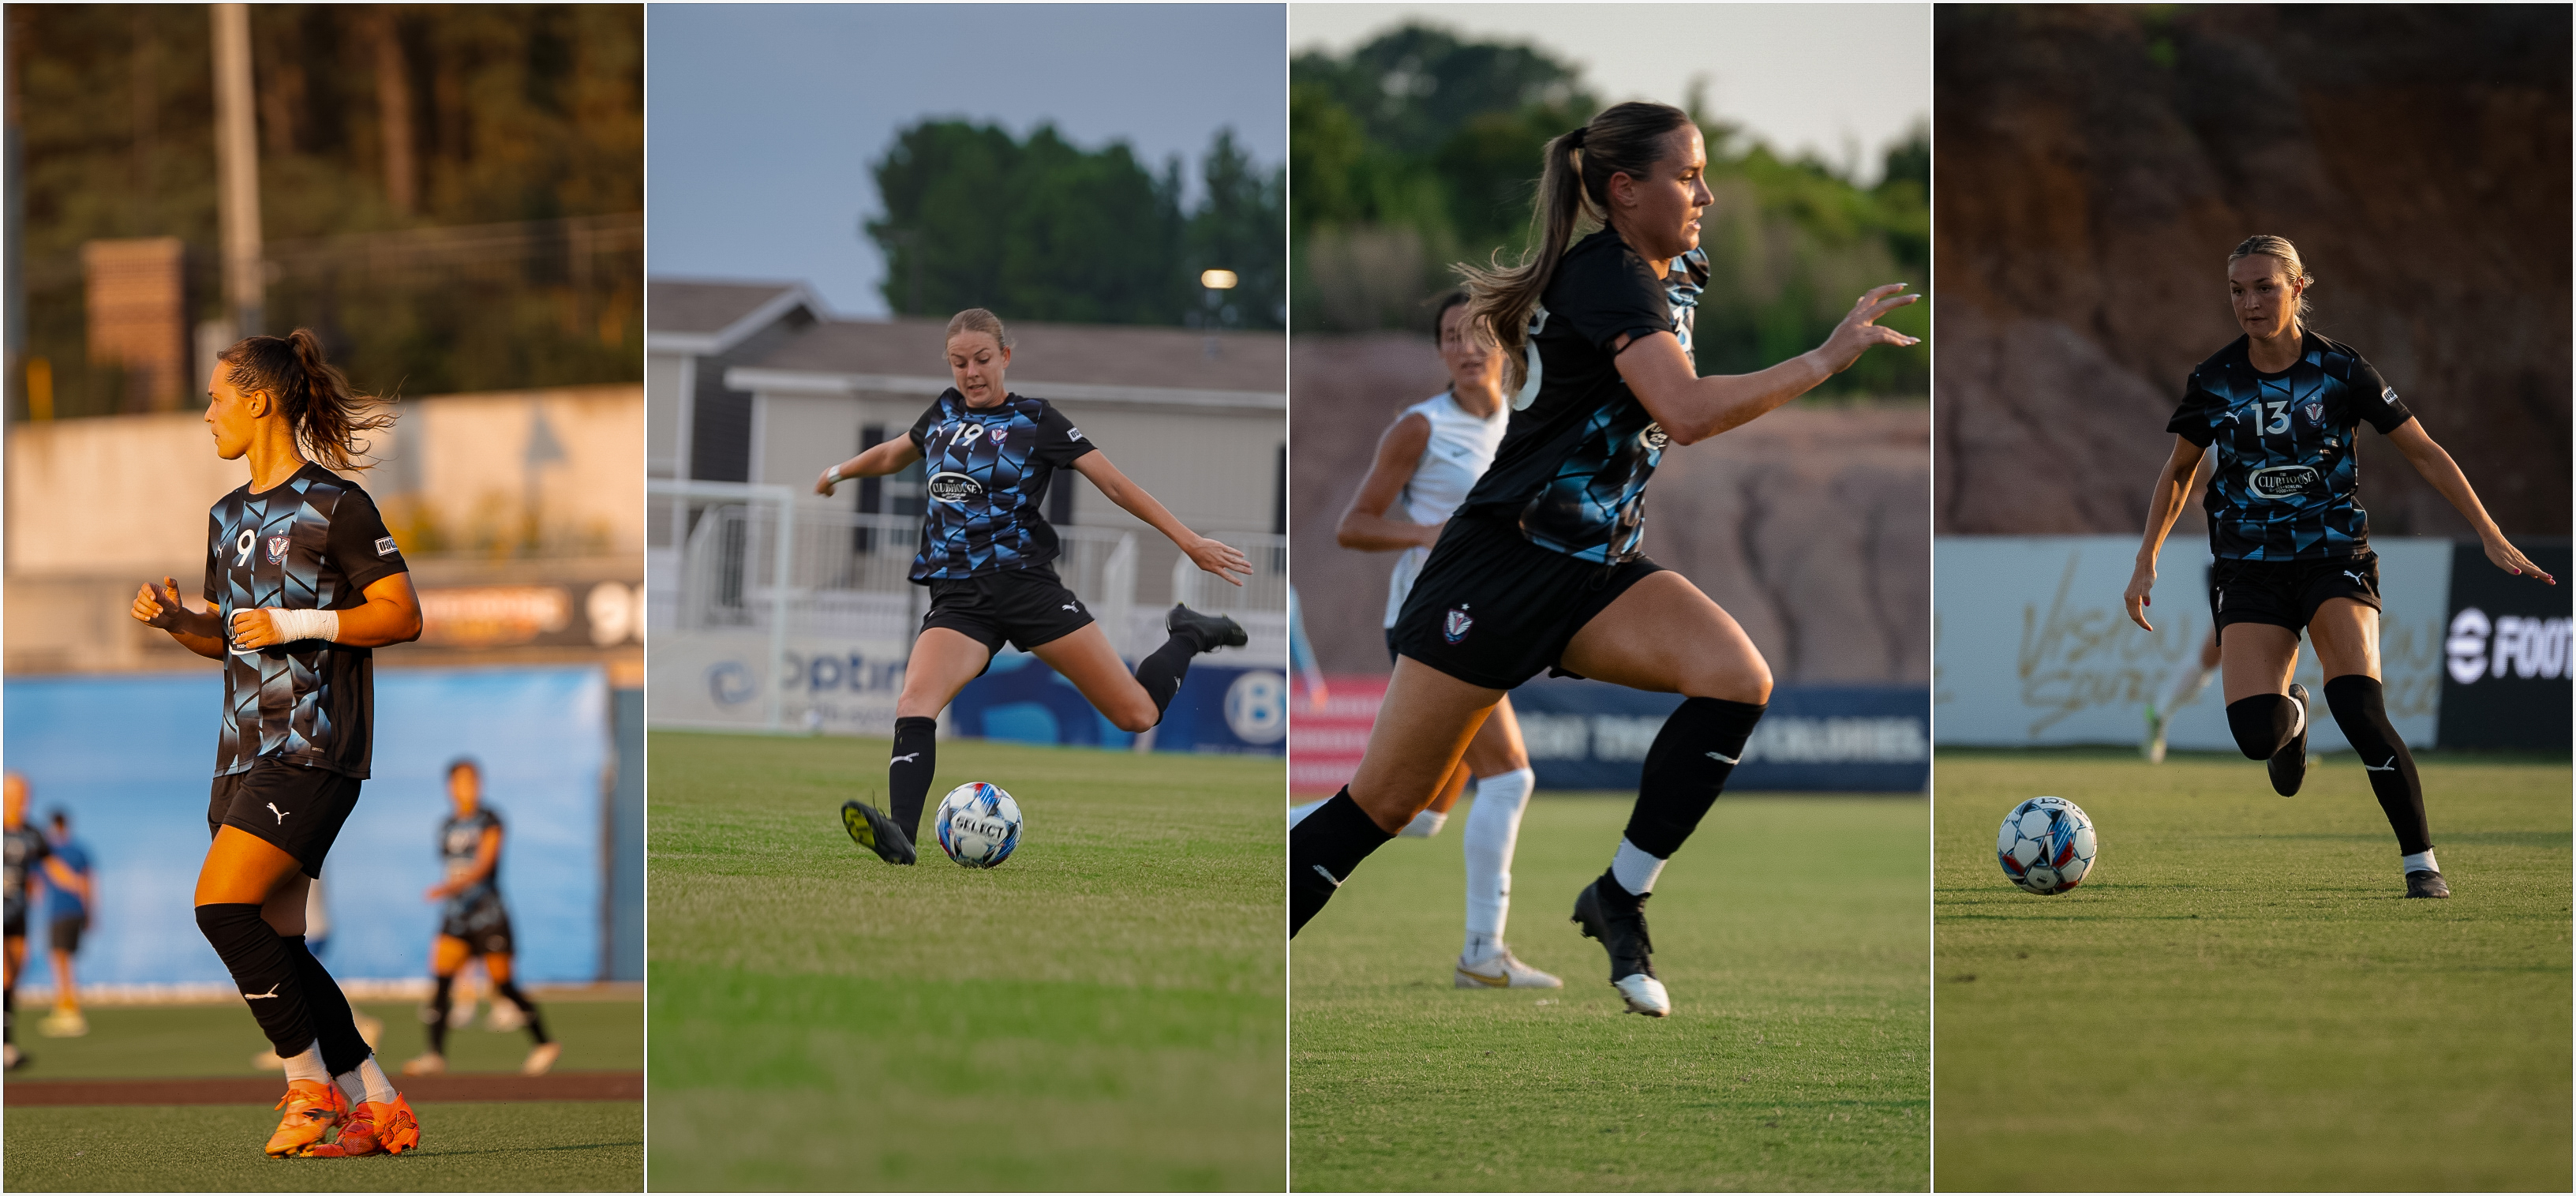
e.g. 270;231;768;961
439;807;503;910
2;825;47;923
2166;332;2413;561
905;389;1098;581
1459;230;1707;564
202;462;407;778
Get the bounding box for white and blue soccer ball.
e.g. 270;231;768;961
934;782;1023;868
1997;796;2097;894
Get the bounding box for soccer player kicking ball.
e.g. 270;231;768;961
1288;102;1919;1018
1291;291;1554;989
830;309;1252;864
129;330;425;1157
2125;235;2555;899
404;758;561;1078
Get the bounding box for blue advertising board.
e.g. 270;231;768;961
949;651;1286;755
1511;677;1927;793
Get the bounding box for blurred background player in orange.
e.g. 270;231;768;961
405;757;560;1076
37;808;97;1039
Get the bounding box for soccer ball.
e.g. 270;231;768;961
934;782;1022;868
1996;796;2097;894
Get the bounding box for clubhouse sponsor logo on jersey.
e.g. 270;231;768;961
2247;464;2321;500
1443;605;1473;643
927;471;986;504
264;534;290;564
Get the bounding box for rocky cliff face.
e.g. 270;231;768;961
1292;333;1929;683
1934;5;2570;541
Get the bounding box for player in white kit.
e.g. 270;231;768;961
1295;292;1557;988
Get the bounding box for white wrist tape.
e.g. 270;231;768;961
266;608;341;643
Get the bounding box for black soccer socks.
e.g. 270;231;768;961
282;935;370;1076
2325;675;2433;856
427;973;455;1055
196;902;314;1055
1289;789;1395;936
1623;697;1766;859
888;715;940;843
2225;692;2301;760
492;978;552;1045
1133;636;1201;721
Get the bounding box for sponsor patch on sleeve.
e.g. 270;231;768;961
375;535;401;558
1068;426;1086;442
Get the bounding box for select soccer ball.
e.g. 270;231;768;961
1996;796;2096;894
934;782;1022;868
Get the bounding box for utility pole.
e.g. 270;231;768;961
211;4;261;339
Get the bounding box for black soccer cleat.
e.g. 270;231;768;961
842;800;916;865
2267;682;2312;797
1168;603;1248;652
2405;869;2451;899
1572;880;1670;1017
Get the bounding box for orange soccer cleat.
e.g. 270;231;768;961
262;1078;348;1157
298;1093;421;1157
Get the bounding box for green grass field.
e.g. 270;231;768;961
1;996;642;1078
646;731;1285;1191
1291;793;1929;1192
1934;749;2572;1191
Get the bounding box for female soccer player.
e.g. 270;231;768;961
831;309;1253;864
2123;234;2554;898
404;757;560;1078
129;330;425;1157
1288;101;1919;1018
1322;291;1553;989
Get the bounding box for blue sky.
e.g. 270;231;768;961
647;4;1288;316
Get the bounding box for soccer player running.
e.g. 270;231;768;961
1295;291;1556;989
832;309;1253;864
128;330;426;1157
3;774;81;1069
404;757;560;1078
1288;101;1919;1018
2123;235;2555;898
39;809;96;1038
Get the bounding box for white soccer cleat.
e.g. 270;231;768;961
1612;973;1671;1018
400;1051;447;1077
485;999;528;1033
522;1040;563;1076
1455;949;1563;989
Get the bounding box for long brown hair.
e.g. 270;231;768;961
1456;100;1695;389
218;328;394;472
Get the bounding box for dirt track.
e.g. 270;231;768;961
3;1070;642;1106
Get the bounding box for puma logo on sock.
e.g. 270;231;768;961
2365;759;2398;772
267;803;290;823
891;753;919;764
1310;864;1342;888
242;984;280;1000
1705;751;1739;764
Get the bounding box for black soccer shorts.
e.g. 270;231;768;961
919;562;1097;656
1391;515;1666;690
47;914;84;954
439;894;517;957
208;759;364;879
2210;550;2383;639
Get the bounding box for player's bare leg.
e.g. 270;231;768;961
2218;622;2312;795
474;952;559;1074
1031;623;1162;733
405;935;473;1075
1291;659;1502;935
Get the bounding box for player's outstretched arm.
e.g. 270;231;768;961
230;572;423;650
1072;452;1252;587
815;439;926;497
1335;413;1443;553
131;576;227;658
1617;283;1920;446
2124;437;2208;632
2386;419;2556;585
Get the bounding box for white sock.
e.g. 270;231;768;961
1461;768;1536;961
2164;662;2217;713
1398;808;1447;838
281;1040;329;1085
336;1069;366;1108
1286;800;1325;827
357;1055;397;1104
2402;850;2439;875
1610;837;1666;897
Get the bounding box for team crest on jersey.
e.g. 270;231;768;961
988;427;1007;447
927;471;986;504
2301;400;2325;425
1443;605;1473;643
264;534;290;564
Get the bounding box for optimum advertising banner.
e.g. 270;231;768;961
2435;539;2570;751
1934;536;2452;750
